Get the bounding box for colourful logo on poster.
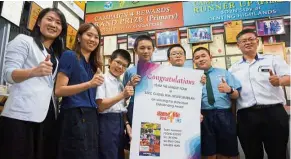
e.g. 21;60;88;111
157;111;181;123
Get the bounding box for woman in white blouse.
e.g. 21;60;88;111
0;8;67;159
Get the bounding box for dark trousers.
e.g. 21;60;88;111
99;113;125;159
57;107;99;159
237;104;289;159
0;103;57;159
201;109;238;157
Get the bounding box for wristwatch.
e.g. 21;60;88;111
227;87;235;94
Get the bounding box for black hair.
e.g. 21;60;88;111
193;47;210;57
167;44;186;58
236;29;257;41
73;23;102;73
110;49;131;67
31;8;67;58
133;34;154;51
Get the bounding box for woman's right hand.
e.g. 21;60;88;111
30;55;53;77
88;68;104;87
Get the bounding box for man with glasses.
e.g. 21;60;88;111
193;47;241;159
229;29;290;159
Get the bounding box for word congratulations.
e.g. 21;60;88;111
147;74;195;85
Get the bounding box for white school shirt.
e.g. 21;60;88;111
96;72;127;113
228;53;290;110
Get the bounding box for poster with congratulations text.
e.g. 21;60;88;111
130;61;203;159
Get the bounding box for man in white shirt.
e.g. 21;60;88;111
96;49;134;159
229;29;290;159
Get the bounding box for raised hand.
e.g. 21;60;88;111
130;74;141;86
218;78;231;93
123;81;134;98
89;68;104;87
269;69;280;86
30;54;53;77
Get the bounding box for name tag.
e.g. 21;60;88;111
258;65;271;73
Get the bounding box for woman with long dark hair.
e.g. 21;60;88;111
55;23;104;159
0;8;67;159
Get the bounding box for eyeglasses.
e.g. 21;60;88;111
238;37;257;45
170;52;185;57
113;60;127;69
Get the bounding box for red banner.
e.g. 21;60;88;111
85;2;184;35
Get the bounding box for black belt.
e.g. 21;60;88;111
250;103;282;109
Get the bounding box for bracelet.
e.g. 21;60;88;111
125;121;130;126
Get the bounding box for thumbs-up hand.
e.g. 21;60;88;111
123;81;134;98
218;77;231;93
89;68;104;88
130;74;141;86
30;55;53;77
269;69;280;87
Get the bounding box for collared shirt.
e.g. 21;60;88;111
201;67;242;110
123;66;137;104
58;50;97;109
96;72;127;113
229;53;290;110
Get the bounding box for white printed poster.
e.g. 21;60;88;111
130;61;203;159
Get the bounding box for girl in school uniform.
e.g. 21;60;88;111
55;23;104;159
0;8;67;159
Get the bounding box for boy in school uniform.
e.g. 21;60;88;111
96;49;133;159
167;44;205;122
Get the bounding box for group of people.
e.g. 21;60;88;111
0;7;289;159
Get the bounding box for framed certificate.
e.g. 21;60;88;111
66;24;77;50
263;42;286;60
119;43;127;50
151;47;168;62
27;2;42;31
1;1;24;26
225;44;242;55
224;20;243;43
211;57;226;69
180;38;193;59
226;55;242;69
209;34;225;56
103;35;117;55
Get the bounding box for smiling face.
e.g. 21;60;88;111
168;46;186;67
109;55;129;77
193;49;212;70
237;32;259;55
79;26;100;53
38;11;62;41
135;40;154;62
